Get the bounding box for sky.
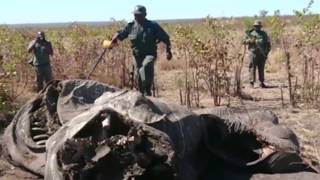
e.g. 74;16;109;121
0;0;319;24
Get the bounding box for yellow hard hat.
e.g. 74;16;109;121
102;40;113;49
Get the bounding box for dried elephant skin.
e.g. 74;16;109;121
2;80;319;180
3;80;118;176
195;108;314;173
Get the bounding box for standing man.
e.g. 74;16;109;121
110;5;172;96
28;32;53;91
243;20;271;88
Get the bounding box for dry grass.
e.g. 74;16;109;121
157;56;183;71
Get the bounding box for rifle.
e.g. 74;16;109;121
87;49;107;79
87;40;114;79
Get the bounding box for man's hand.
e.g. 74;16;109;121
28;59;34;66
249;38;256;44
110;34;119;46
166;49;172;61
111;38;117;46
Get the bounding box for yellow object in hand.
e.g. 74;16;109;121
102;40;113;49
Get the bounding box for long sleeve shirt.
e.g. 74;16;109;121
117;19;171;57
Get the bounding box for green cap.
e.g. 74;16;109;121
133;5;146;15
253;20;262;26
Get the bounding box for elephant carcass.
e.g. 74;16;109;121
2;79;319;180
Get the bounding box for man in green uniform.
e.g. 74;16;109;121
28;32;53;91
110;5;172;96
243;20;271;88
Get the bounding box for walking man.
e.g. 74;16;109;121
28;32;53;91
243;20;271;88
109;5;172;96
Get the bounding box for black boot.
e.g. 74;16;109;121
146;90;152;96
260;82;267;88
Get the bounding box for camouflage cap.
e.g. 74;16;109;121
133;5;147;15
253;20;262;27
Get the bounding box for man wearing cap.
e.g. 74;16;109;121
28;32;53;91
243;20;271;88
110;5;172;96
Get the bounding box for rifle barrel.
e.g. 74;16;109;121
87;49;108;79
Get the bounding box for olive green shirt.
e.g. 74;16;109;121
243;29;271;56
117;19;171;57
30;40;53;66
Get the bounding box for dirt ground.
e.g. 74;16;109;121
0;61;319;179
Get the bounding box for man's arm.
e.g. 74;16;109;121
27;40;37;53
47;42;53;56
111;22;132;44
257;32;271;55
243;30;256;45
154;22;172;60
154;23;171;48
265;33;271;55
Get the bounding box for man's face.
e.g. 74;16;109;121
253;25;262;31
134;13;145;24
37;32;45;41
38;36;44;41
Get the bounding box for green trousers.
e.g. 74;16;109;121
134;55;155;96
248;51;266;84
34;64;52;91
